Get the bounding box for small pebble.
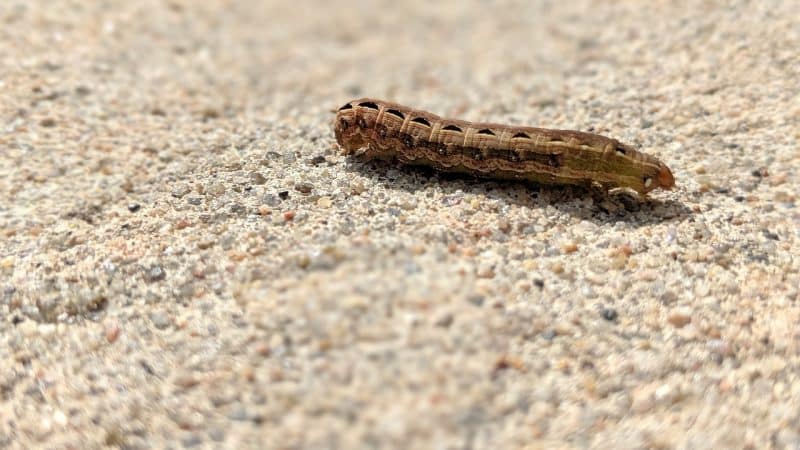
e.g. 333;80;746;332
549;262;564;274
263;193;281;206
350;181;367;194
201;107;220;120
668;309;692;328
249;172;267;185
146;265;167;282
476;263;495;278
309;155;326;165
497;219;511;233
434;312;454;328
762;229;779;241
197;239;215;250
171;184;191;198
316;196;332;208
105;321;121;343
561;242;579;254
294;182;313;194
150;311;171;330
1;256;14;271
601;308;618;322
174;374;200;389
707;339;734;358
207;183;226;196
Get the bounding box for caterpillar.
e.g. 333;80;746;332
334;98;675;195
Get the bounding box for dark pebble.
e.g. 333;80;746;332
127;203;141;212
278;191;290;200
139;360;156;375
40;118;57;127
747;252;769;263
229;203;247;215
294;182;313;194
309;155;327;165
601;308;618;322
533;279;545;289
762;229;780;240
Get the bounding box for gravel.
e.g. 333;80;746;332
1;0;799;449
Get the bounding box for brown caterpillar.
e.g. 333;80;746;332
334;98;675;195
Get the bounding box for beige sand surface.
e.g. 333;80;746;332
1;1;799;448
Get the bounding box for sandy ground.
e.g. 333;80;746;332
1;1;799;449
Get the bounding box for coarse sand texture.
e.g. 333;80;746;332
1;1;799;449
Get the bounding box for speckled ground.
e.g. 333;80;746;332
1;1;799;449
